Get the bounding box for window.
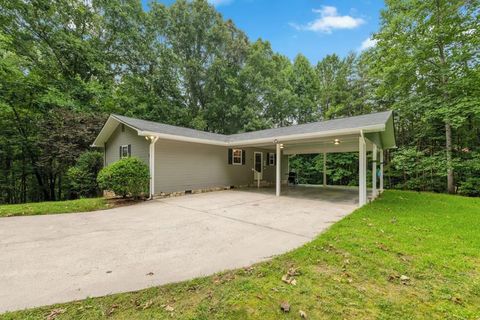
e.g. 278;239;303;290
232;149;242;165
120;145;129;158
268;153;276;166
228;148;245;165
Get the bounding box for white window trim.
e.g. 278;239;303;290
121;145;129;158
269;153;275;166
232;149;242;165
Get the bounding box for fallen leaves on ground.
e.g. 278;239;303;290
400;275;410;284
243;266;255;273
280;301;290;312
163;305;174;312
376;242;389;251
213;272;236;284
281;266;300;285
388;274;411;285
281;274;297;285
451;296;463;305
106;304;118;316
287;267;301;276
142;299;154;310
45;308;66;320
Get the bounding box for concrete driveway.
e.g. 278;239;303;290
0;187;357;313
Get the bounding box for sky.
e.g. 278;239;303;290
141;0;384;64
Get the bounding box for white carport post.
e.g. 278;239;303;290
323;152;327;187
149;136;159;199
372;144;378;198
276;143;281;197
379;149;384;192
359;133;367;206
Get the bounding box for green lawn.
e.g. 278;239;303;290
0;198;110;217
2;190;480;319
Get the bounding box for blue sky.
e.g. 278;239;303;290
142;0;384;63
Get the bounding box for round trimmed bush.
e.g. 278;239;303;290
97;157;149;198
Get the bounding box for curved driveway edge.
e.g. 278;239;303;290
0;187;356;313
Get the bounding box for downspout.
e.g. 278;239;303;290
148;136;159;200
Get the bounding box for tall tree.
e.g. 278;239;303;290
372;0;480;193
164;0;249;131
290;54;319;123
239;39;295;130
316;54;355;119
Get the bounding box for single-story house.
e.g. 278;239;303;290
92;111;396;206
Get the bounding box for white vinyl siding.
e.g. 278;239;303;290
153;139;287;194
105;125;149;166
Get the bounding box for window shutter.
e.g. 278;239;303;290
274;154;277;165
119;146;122;159
242;150;246;165
228;148;232;164
128;144;131;157
266;153;270;166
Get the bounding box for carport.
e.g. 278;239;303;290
230;111;396;207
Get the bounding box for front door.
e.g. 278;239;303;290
254;152;263;180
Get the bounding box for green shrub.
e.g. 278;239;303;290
67;151;104;198
97;157;149;198
458;178;480;197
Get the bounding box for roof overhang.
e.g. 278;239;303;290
92;112;396;152
91;115;141;147
138;130;227;146
230;124;385;147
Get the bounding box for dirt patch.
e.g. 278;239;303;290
106;198;145;209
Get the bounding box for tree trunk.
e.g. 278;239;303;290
49;173;56;201
445;122;454;193
5;155;12;204
21;156;26;203
58;173;62;200
434;0;455;194
11;105;51;200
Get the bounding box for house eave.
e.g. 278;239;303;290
138;131;228;146
229;124;386;147
92;111;395;150
91;115;141;147
138;124;386;147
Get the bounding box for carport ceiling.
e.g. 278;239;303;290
238;134;375;154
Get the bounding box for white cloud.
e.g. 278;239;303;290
208;0;233;6
359;37;377;51
292;6;365;34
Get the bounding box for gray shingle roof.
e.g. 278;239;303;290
228;111;392;142
112;115;229;142
113;111;393;144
